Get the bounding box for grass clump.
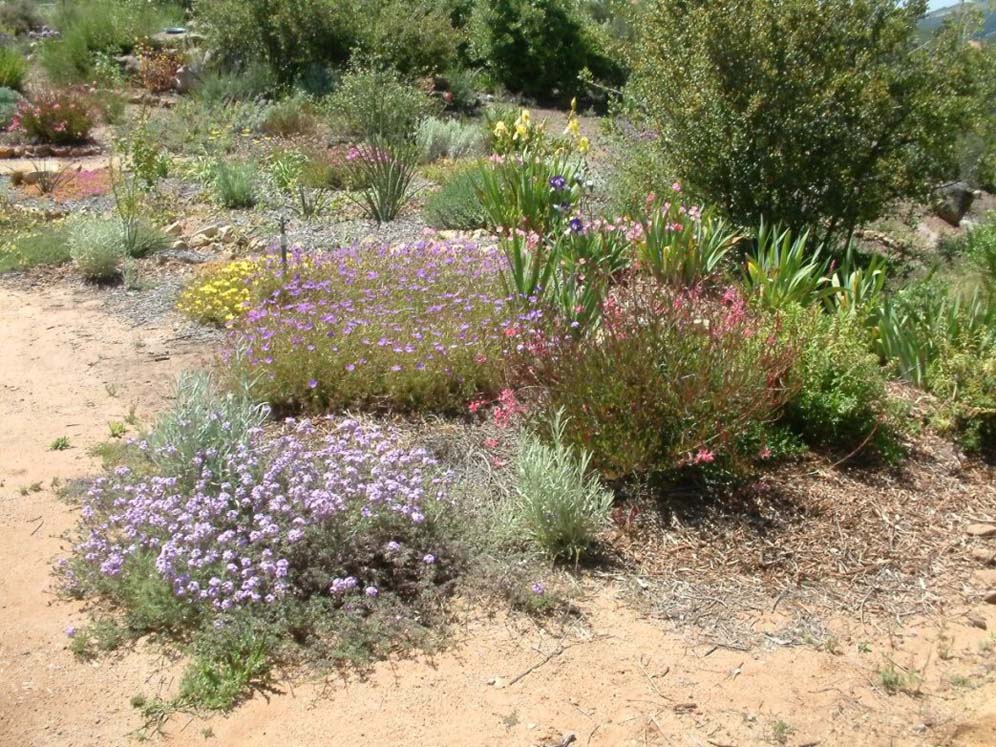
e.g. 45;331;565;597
509;410;613;562
213;162;259;209
0;46;27;90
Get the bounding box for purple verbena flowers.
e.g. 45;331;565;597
75;418;453;615
229;240;550;413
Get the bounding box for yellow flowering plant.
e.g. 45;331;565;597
177;259;261;326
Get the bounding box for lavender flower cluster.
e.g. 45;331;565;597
228;240;550;413
75;418;453;614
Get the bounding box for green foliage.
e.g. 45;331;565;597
179;623;272;710
362;0;462;77
927;344;996;456
346;139;419;223
423;163;488;230
629;0;989;239
780;306;898;457
145;371;270;488
0;86;23;129
468;0;618;100
195;65;278;106
213;162;259;209
0;222;72;274
509;410;613;561
742;222;832;310
325;67;439;143
0;46;27;91
634;191;739;286
476;152;584;233
50;436;72;451
68;617;126;661
416;117;486;163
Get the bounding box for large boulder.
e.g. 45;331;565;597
934;181;980;227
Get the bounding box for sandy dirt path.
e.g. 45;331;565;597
1;282;995;747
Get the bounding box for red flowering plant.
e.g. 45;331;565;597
8;89;94;145
525;277;798;479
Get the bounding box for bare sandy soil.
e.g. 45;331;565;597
2;280;996;747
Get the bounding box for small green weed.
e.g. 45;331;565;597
50;436;71;451
108;421;128;439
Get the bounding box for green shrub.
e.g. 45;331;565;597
213;162;258;209
468;0;618;100
0;46;27;91
508;410;613;562
416;117;486;163
629;0;989;241
179;623;272;710
423;164;488;230
0;86;22;129
196;0;361;85
68;218;126;281
927;345;996;457
781;306;897;456
528;280;797;478
363;0;462;77
325;67;439;143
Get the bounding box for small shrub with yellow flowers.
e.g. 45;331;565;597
178;259;261;326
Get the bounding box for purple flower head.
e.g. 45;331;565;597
531;582;545;596
307;379;318;389
568;217;584;234
385;541;401;553
65;625;77;638
422;553;436;565
549;175;567;191
364;586;379;597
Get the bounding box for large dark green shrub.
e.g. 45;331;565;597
195;0;361;85
628;0;988;243
468;0;615;100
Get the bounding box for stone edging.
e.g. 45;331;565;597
0;144;103;159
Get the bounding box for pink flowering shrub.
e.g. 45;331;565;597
526;278;798;478
229;241;552;414
9;89;94;144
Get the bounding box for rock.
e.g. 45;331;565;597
164;221;184;237
218;225;236;243
0;146;15;159
971;547;996;565
173;65;197;94
197;224;220;239
967;523;996;538
170;239;189;251
985;590;996;605
967;613;988;630
115;54;140;76
935;181;979;227
157;249;210;264
189;234;213;249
